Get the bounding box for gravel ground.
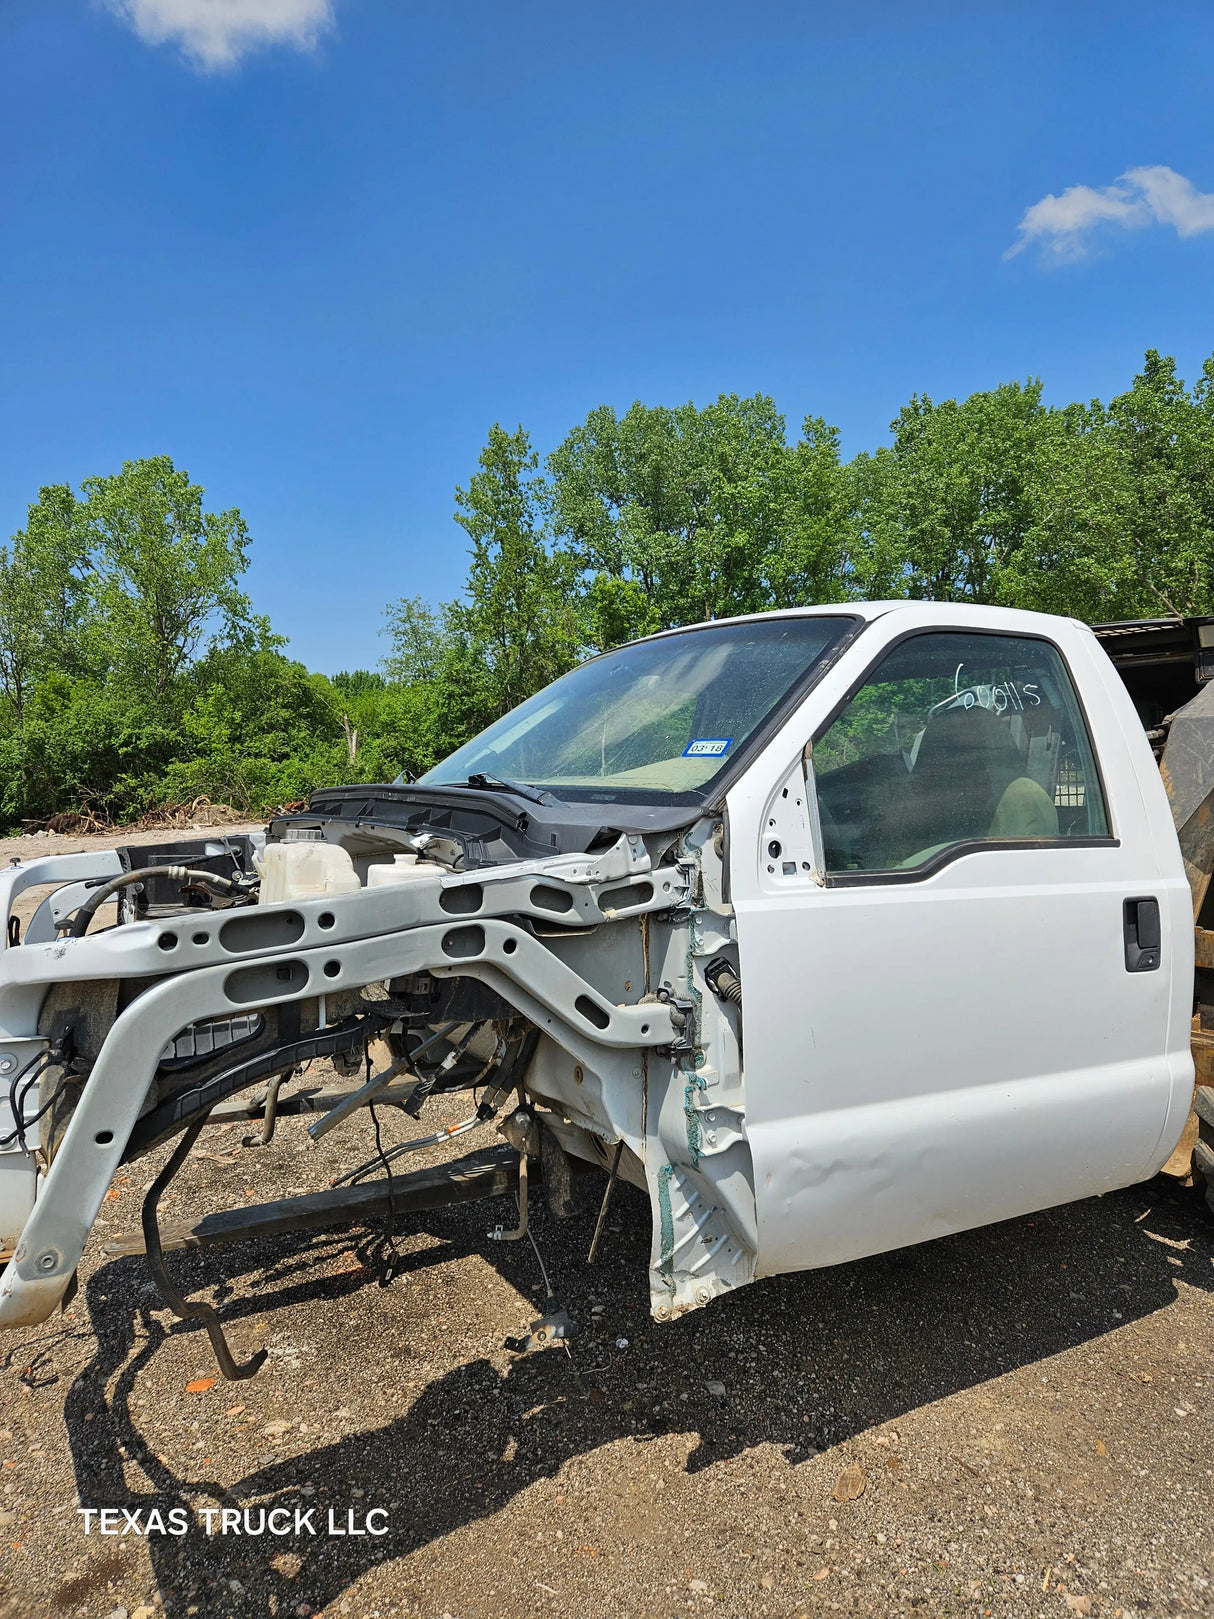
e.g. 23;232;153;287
0;831;1212;1619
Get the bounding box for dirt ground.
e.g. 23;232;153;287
0;829;1212;1619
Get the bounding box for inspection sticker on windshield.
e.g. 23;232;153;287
683;737;733;758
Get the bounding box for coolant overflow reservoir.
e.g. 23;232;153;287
255;841;362;904
366;853;436;888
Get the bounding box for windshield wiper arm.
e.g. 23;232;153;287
463;772;564;807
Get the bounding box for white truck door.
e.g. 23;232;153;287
729;608;1194;1278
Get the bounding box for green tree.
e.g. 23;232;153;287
447;424;581;723
580;574;661;652
346;681;456;783
1107;350;1214;616
771;415;860;607
331;669;387;695
850;379;1051;604
0;484;93;723
550;394;839;628
380;595;456;685
166;648;345;810
1010;352;1214;621
76;456;266;698
0;680;182;826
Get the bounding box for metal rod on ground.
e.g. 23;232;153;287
586;1140;625;1264
244;1069;289;1147
489;1150;529;1241
142;1114;268;1382
307;1055;411;1142
260;1070;288;1144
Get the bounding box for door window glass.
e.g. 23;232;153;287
813;632;1109;874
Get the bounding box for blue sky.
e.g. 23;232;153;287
2;2;1214;672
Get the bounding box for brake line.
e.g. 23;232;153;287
331;1108;491;1187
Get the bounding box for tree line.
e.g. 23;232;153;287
2;348;1212;829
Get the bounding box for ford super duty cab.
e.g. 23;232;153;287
0;601;1203;1372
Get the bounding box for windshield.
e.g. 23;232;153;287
420;615;855;804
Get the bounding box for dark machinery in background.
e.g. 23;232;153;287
1095;616;1214;1194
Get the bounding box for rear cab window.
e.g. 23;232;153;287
813;630;1110;878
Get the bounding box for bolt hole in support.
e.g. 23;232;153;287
574;995;611;1031
318;911;335;930
142;1114;267;1381
323;959;341;978
94;1130;114;1145
441;925;485;959
158;932;178;951
439;883;483;916
503;937;518;955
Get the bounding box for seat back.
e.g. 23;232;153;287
903;704;1022;853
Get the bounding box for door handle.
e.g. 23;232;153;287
1123;897;1161;973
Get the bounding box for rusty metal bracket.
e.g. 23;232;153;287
503;1306;577;1354
141;1116;268;1382
489;1149;530;1242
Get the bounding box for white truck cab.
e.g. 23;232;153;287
726;602;1194;1276
0;602;1199;1362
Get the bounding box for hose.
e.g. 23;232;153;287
142;1113;268;1381
60;865;239;939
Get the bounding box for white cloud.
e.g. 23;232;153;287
1006;165;1214;261
106;0;334;70
1124;164;1214;236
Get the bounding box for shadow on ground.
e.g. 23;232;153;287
53;1171;1214;1615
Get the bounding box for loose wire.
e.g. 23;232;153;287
0;1049;54;1152
365;1034;401;1284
